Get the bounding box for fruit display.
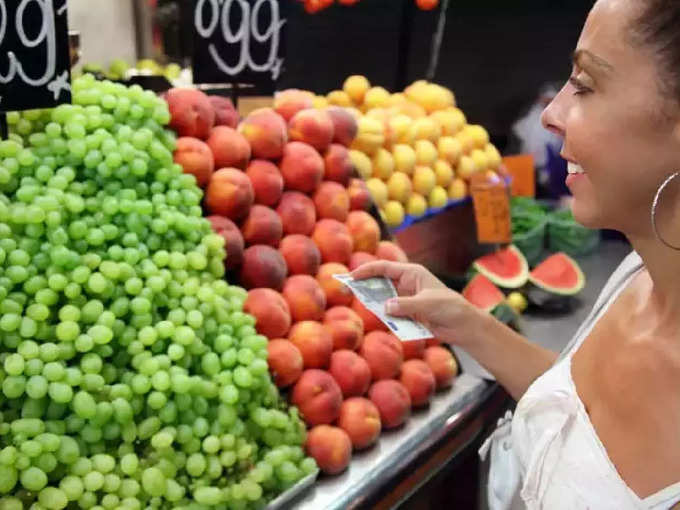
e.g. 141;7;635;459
464;245;586;316
311;76;505;228
301;0;439;14
164;87;461;476
81;59;187;86
0;75;316;509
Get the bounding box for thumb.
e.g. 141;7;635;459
385;296;422;317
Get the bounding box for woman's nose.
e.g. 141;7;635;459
540;88;567;139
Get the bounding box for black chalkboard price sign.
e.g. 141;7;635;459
192;0;286;96
0;0;72;112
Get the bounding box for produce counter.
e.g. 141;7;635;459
288;373;507;510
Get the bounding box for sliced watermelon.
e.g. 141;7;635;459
462;274;505;312
472;245;529;289
529;252;585;296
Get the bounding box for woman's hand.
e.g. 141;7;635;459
351;261;485;346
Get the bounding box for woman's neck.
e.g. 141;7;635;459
628;233;680;325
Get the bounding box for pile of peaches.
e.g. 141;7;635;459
165;87;459;475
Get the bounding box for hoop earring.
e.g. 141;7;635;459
651;172;680;250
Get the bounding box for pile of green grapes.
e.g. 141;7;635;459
0;74;315;510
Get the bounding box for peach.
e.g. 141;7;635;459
205;168;254;221
375;241;408;263
173;137;214;188
348;252;377;271
289;323;333;369
313;182;350;222
241;205;283;247
312;219;354;264
323;144;353;186
338;397;381;449
325;319;363;351
324;306;363;330
360;331;403;381
276;191;317;236
279;235;321;276
239;245;288;290
209;95;239;128
400;359;436;407
282;275;327;322
289;109;334;152
348;178;372;211
423;346;458;389
274;89;314;122
244;288;291;339
292;370;342;426
426;338;443;347
166;88;215;139
329;350;371;397
326;107;358;147
305;425;352;475
351;298;387;332
267;339;303;387
246;160;283;207
206;126;251;170
316;262;352;307
207;215;244;269
280;142;324;193
238;108;288;159
402;339;426;360
368;380;411;429
346;211;380;254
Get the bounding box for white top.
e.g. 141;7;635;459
480;252;680;510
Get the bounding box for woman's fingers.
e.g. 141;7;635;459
350;261;413;281
385;295;422;317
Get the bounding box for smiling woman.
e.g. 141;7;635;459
350;1;680;508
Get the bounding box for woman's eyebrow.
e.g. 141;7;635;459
572;49;615;74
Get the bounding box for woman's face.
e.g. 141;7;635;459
541;0;680;235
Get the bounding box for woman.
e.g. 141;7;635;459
353;1;680;508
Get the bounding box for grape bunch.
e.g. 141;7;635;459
0;74;315;510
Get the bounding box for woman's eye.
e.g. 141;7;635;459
569;76;591;95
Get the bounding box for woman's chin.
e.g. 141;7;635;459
570;200;603;229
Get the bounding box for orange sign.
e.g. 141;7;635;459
503;154;535;197
471;180;512;244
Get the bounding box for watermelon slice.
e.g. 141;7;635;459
472;245;529;289
529;252;585;296
462;274;505;312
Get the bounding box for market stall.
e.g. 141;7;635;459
0;2;622;509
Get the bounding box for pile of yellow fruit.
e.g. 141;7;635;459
312;76;503;227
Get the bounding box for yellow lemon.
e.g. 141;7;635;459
351;116;385;155
409;117;441;143
428;185;448;209
415;140;438;167
412;166;436;196
371;148;395;180
389;115;415;144
430;108;465;136
448;178;468;200
456;130;475;154
343;75;370;104
466;124;490;149
438;136;462;165
312;95;329;109
392;144;417;175
406;193;428;217
457;155;477;181
485;143;502;170
387;172;413;203
363;86;391;111
507;292;528;313
327;90;353;107
348;150;373;180
383;200;405;227
434;159;454;187
366;178;388;207
471;149;489;173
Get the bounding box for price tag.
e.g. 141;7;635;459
192;0;286;95
0;0;72;112
471;179;512;244
502;154;535;197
